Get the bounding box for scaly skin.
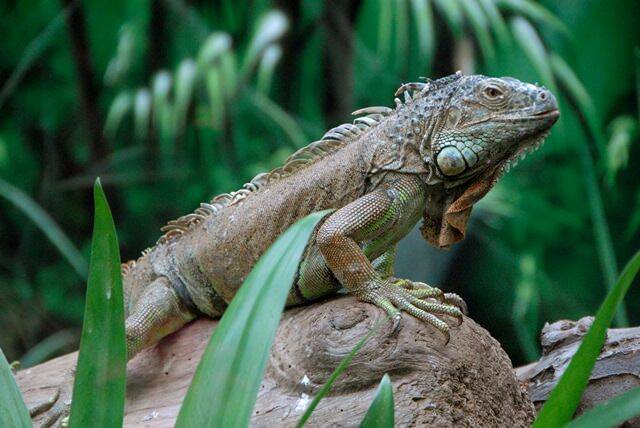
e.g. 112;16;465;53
33;73;559;427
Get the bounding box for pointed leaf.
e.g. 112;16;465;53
459;0;495;62
296;319;385;427
176;210;332;428
68;179;126;428
565;386;640;428
496;0;570;36
0;348;31;428
533;250;640;427
0;177;87;279
360;374;394;428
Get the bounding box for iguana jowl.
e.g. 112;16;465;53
36;73;559;426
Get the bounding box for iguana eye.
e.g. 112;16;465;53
483;85;503;99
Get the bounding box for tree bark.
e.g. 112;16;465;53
18;296;533;427
516;316;640;424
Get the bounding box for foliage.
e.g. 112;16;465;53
565;386;640;428
0;348;30;428
0;0;639;423
532;249;640;427
176;210;329;427
360;374;395;428
69;179;126;428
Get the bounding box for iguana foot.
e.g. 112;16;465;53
30;370;73;428
391;279;468;315
357;279;464;344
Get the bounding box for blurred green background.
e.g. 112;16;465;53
1;0;639;367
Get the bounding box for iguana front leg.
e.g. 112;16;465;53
316;174;463;341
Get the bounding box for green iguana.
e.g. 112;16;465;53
34;72;559;426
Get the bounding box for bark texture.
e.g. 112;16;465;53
516;316;640;424
17;296;533;427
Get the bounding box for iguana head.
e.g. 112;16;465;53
411;73;559;248
421;73;559;183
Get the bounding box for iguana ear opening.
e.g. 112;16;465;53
420;168;498;249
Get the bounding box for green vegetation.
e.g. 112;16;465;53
68;180;126;428
176;210;330;427
1;0;639;425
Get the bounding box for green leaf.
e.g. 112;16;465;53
68;179;126;428
0;4;71;112
533;249;640;428
458;0;495;62
510;17;555;90
104;91;132;141
513;18;627;326
433;0;464;38
496;0;570;36
249;90;308;148
604;116;637;185
175;210;332;428
0;177;87;279
360;374;394;428
565;387;640;428
0;347;31;428
409;0;435;72
173;59;198;137
550;54;606;158
296;319;385;427
256;45;282;95
476;0;510;49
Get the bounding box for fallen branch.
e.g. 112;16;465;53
18;296;533;427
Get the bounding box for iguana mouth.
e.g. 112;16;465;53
531;108;560;119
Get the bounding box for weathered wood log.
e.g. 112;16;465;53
516;317;640;424
17;296;533;427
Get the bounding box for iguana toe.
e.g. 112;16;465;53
360;280;458;343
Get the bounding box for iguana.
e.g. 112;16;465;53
34;72;558;426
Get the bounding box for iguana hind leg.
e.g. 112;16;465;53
32;276;196;427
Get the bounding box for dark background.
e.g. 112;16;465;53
1;0;639;367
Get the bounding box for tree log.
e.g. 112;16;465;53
17;296;533;427
516;317;640;424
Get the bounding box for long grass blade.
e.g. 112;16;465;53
377;0;393;59
68;179;126;428
256;45;282;95
512;18;627;326
565;386;640;428
410;0;435;73
458;0;495;62
0;347;31;428
0;177;87;279
496;0;569;36
510;17;554;87
241;10;288;78
550;54;605;157
103;92;132;141
175;210;331;428
433;0;463;38
133;88;152;141
249;91;307;148
173;59;198;138
549;53;627;326
360;374;394;428
296;319;386;427
476;0;510;48
0;2;76;112
532;249;640;427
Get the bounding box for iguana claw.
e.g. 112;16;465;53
358;279;463;343
30;370;73;428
